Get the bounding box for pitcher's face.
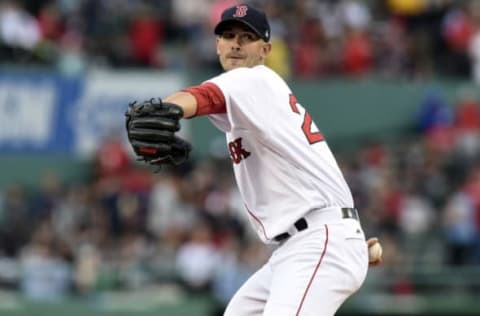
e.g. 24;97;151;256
216;23;271;71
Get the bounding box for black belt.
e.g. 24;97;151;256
273;207;359;242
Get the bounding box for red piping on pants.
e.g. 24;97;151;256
295;224;329;316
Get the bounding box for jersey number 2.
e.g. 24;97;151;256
289;94;324;144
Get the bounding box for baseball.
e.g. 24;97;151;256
368;242;383;263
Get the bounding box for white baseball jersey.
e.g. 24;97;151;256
206;65;354;243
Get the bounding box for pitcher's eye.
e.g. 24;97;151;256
221;31;235;39
240;33;258;41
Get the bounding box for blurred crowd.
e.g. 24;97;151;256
2;0;480;82
3;0;480;310
1;84;480;305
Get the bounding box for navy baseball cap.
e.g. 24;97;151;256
214;4;270;42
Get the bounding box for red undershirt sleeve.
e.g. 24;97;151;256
182;82;226;117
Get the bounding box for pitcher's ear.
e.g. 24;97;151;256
263;43;272;55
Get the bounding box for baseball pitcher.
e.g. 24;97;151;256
126;4;382;316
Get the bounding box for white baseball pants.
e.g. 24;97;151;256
224;207;369;316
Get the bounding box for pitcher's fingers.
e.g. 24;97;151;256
367;237;379;247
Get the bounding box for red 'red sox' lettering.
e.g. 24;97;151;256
228;137;251;164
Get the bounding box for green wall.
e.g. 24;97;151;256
0;155;90;190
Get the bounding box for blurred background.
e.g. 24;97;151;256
1;0;480;315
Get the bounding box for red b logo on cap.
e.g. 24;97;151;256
233;5;248;17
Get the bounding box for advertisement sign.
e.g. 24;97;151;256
0;70;186;156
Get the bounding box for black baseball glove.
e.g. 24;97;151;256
125;98;192;167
